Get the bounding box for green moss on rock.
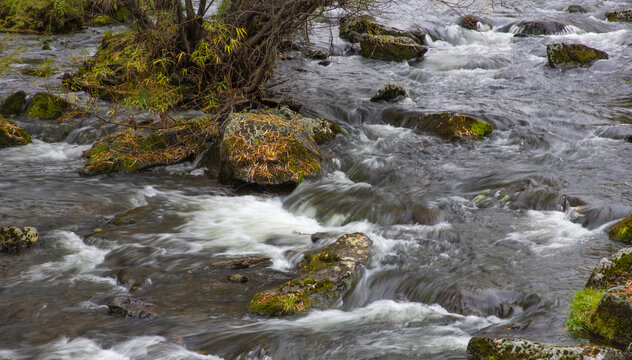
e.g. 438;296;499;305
586;248;632;288
384;110;493;140
608;215;632;243
25;92;71;120
567;288;603;335
546;43;609;69
606;9;632;22
0;91;27;116
339;15;424;44
360;34;428;62
0;116;31;148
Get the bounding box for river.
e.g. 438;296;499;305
1;0;631;358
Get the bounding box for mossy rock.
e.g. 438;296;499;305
586;248;632;289
383;109;493;140
501;20;568;36
360;34;428;62
205;109;324;187
0;91;27;116
248;233;372;316
0;116;31;148
0;226;38;252
80;116;214;176
608;215;632;243
547;43;608;69
370;82;407;102
459;15;483;30
89;15;115;27
339;15;424;44
24;92;71;120
606;9;632;22
0;0;85;33
467;337;628;360
297;116;344;145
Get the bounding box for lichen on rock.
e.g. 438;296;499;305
546;43;608;69
0;226;39;252
360;34;428;62
248;233;372;316
467;336;629;360
0;116;31;148
370;82;407;102
0;91;27;116
24;92;71;120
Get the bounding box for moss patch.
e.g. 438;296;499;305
0;0;85;33
547;43;608;69
25;92;71;120
0;116;31;148
248;278;335;316
0;91;27;116
302;250;341;273
608;214;632;243
567;288;603;335
606;9;632;22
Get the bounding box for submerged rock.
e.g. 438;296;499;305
567;5;588;13
0;116;31;148
205;108;342;187
382;109;493;140
107;296;158;319
0;91;27;116
608;214;632;243
467;337;629;360
24;92;71;120
606;10;632;22
546;43;608;69
360;34;427;62
207;257;272;270
502;20;568;36
0;226;38;253
80;116;213;176
248;233;371;316
371;82;407;102
459;15;485;30
339;15;424;44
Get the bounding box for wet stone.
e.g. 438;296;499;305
0;226;39;253
107;296;158;319
228;274;249;283
467;337;630;359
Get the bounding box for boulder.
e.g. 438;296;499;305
0;226;38;253
459;14;482;30
339;15;424;44
0;91;27;116
205;108;342;187
80;116;213;176
207;257;272;270
107;296;158;319
606;10;632;22
501;20;568;36
360;34;428;62
248;233;371;316
370;82;407;102
304;47;328;60
546;43;608;69
382;109;493;140
608;214;632;243
586;248;632;289
0;116;31;148
467;337;629;360
567;5;588;13
24;92;71;120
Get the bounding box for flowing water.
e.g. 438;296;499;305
1;0;632;359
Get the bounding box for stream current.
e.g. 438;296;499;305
1;0;632;359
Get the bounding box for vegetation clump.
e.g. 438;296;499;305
567;288;604;335
80;115;216;175
0;116;31;147
0;0;85;33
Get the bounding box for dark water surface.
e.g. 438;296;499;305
1;0;632;359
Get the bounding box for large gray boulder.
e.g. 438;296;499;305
547;43;608;69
